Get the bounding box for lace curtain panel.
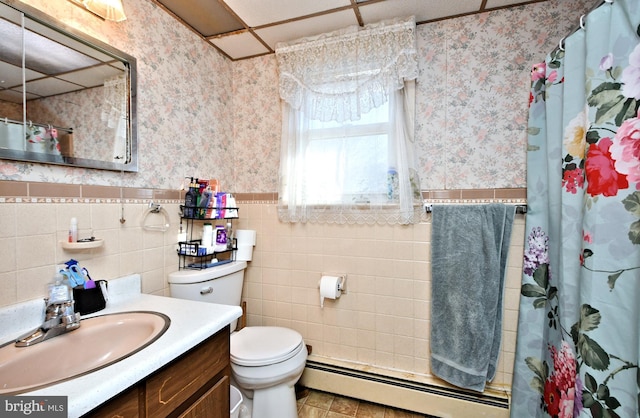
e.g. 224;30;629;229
275;17;424;225
277;16;419;123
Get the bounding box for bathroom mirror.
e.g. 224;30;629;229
0;0;138;172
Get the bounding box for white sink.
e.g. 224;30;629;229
0;311;170;394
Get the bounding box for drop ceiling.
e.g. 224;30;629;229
153;0;548;61
0;1;125;105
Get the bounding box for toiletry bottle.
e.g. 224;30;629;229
68;217;78;243
226;193;238;218
226;222;233;250
177;222;187;252
184;177;197;218
194;178;202;214
48;273;71;305
215;225;227;252
202;223;213;254
200;186;213;219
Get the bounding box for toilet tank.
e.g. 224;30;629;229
168;261;247;331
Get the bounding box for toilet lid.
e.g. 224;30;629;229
231;326;303;366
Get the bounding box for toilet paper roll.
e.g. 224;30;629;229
235;244;254;261
319;275;342;308
235;230;256;246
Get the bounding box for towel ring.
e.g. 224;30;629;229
142;201;170;232
559;37;565;51
580;15;585;30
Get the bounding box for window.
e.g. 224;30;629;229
296;101;392;205
276;17;423;224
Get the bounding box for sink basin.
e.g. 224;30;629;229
0;311;170;394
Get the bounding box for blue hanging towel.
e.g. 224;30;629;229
430;204;515;392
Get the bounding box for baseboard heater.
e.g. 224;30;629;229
300;360;510;418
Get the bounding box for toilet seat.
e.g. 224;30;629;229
231;326;304;367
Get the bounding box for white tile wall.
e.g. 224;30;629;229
235;202;525;390
0;202;182;307
0;198;525;392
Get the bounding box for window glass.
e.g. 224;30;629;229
303;101;391;204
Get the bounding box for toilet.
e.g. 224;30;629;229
168;261;307;418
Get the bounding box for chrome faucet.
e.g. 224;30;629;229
15;299;81;347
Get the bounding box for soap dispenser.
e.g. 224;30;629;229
48;273;71;305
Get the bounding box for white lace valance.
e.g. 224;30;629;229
275;16;418;123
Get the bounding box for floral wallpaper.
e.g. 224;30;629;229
2;0;593;193
232;0;595;192
27;87;114;162
232;56;281;193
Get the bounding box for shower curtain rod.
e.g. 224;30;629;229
554;0;608;52
2;117;74;133
424;203;527;214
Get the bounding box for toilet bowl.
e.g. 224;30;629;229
168;262;307;418
230;326;307;418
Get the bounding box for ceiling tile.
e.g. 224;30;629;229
223;0;351;27
0;61;43;89
359;0;483;24
0;89;23;104
157;0;244;36
57;64;124;88
210;31;271;60
255;10;358;50
25;78;83;98
0;61;24;88
485;0;534;8
23;30;100;75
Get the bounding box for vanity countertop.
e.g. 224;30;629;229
0;274;242;418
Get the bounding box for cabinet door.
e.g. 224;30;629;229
145;327;229;417
178;375;229;418
83;385;141;418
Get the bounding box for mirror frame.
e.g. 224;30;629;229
0;0;138;172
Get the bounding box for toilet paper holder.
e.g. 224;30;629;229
318;274;347;294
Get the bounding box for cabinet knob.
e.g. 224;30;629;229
200;287;213;295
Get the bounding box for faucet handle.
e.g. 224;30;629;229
62;312;81;327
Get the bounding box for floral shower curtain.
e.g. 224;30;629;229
511;1;640;417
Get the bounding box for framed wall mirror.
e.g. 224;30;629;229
0;0;137;172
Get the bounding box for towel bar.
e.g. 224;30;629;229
424;204;527;214
142;201;170;231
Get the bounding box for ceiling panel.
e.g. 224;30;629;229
359;0;484;24
156;0;244;36
255;10;359;50
25;77;84;98
223;0;352;27
210;31;271;60
0;88;23;104
0;61;44;90
57;64;125;88
485;0;535;8
150;0;551;60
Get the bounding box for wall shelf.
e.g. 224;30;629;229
178;205;238;270
60;239;104;250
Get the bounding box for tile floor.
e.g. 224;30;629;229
296;388;430;418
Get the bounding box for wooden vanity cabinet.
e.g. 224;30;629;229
85;325;230;418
